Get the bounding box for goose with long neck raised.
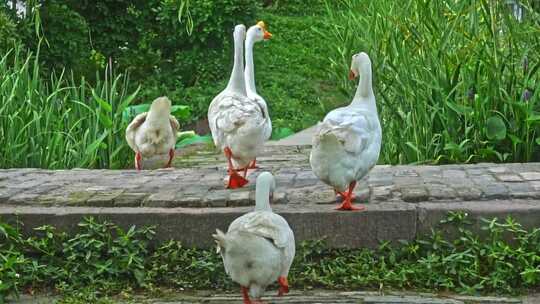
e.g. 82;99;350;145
244;21;273;164
310;52;382;211
213;172;295;304
125;96;179;170
208;24;268;188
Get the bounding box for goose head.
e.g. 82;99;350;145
348;52;372;80
147;96;172;122
233;24;247;43
149;96;171;113
247;21;272;42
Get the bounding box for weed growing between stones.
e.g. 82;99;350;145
0;212;539;302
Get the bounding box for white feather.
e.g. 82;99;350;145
213;173;295;300
208;24;269;169
125;97;179;169
310;52;382;192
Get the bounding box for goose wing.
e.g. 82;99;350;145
125;112;148;152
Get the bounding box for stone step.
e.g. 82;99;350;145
2;199;539;249
1;145;540;248
13;291;533;304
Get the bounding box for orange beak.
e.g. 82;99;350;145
264;30;272;40
348;70;357;80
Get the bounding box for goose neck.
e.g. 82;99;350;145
255;182;272;211
244;37;256;94
351;66;375;107
226;31;247;94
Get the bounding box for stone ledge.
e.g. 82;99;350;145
2;200;539;249
2;145;540;248
11;290;532;304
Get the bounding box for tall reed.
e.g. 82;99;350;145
0;47;139;169
323;0;540;164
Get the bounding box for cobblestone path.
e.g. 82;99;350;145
1;146;540;208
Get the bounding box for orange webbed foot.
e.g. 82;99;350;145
224;147;249;189
227;172;249;189
335;202;365;211
334;181;365;211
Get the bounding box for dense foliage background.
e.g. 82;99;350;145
0;0;539;168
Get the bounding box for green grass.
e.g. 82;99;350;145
1;0;539;169
251;1;346;132
180;0;540;165
1;212;539;302
321;0;540;164
176;0;347;135
0;46;139;169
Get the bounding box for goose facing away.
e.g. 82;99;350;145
309;52;382;211
125;96;179;170
208;24;268;189
213;172;295;304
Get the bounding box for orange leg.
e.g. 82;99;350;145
224;147;249;189
334;189;356;202
234;158;258;172
248;159;259;169
241;286;252;304
165;148;174;168
277;276;289;296
335;181;365;211
135;152;142;170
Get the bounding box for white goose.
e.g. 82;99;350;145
208;24;268;189
125;96;179;170
213;172;295;304
310;52;381;211
245;21;273;156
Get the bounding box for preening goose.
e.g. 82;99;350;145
125;96;179;170
214;172;295;303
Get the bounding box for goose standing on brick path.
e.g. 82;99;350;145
310;52;382;211
243;21;273;169
208;24;268;189
213;172;295;304
125;96;179;170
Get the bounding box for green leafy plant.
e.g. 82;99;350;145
486;116;507;141
0;45;139;169
1;213;539;302
322;0;540;164
271;127;294;140
0;9;19;52
9;0;540;165
32;0;259;110
175;132;213;149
